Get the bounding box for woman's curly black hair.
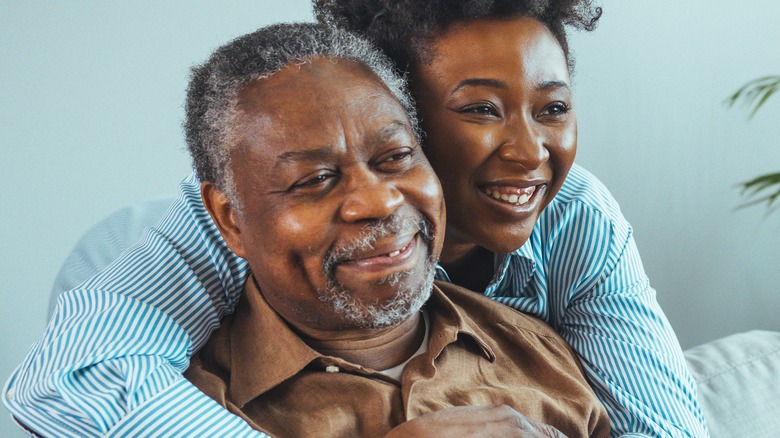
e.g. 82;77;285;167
314;0;602;72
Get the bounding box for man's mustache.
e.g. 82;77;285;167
323;212;434;276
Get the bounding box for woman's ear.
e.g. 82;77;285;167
201;181;247;259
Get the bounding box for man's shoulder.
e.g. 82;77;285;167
433;281;561;340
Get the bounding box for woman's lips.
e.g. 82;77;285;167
480;183;546;208
478;182;547;220
482;184;538;206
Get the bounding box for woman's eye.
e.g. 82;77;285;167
542;102;571;116
461;104;499;117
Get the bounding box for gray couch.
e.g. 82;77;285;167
686;330;780;436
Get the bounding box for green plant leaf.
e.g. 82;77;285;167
726;75;780;119
737;172;780;214
751;86;778;118
728;76;779;215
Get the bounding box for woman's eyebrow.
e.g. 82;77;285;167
451;78;508;95
450;78;570;94
536;79;570;91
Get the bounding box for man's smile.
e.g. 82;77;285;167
337;232;422;274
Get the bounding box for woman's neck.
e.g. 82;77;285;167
439;239;495;293
300;312;425;371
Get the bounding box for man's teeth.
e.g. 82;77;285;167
485;189;532;205
385;240;412;258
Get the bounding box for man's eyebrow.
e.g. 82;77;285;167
275;147;336;167
374;120;411;143
451;78;508;95
274;121;412;167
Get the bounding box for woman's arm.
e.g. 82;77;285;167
544;167;708;437
491;165;708;437
556;229;707;437
2;173;260;436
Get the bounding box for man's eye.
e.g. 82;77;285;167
385;151;412;162
376;148;415;172
291;172;335;189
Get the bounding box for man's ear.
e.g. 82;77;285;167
201;181;247;259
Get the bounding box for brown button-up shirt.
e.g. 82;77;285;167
185;280;610;437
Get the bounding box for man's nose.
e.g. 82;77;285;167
339;168;404;223
497;118;549;169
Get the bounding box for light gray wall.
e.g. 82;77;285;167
1;1;778;436
568;0;780;349
0;2;313;436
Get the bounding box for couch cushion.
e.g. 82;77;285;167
685;330;780;437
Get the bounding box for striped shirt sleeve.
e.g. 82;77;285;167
487;165;708;437
3;174;261;436
553;212;705;437
537;167;707;437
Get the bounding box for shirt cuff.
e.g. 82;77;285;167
106;378;265;438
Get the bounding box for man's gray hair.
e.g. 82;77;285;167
184;22;418;206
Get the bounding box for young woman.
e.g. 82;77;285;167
4;1;707;437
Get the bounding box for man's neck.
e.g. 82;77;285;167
300;312;425;371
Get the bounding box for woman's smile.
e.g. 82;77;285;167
480;182;547;214
412;17;577;258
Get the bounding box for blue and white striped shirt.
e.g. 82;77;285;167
3;164;708;437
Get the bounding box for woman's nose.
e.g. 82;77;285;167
497;120;549;169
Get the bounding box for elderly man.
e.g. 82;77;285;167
176;22;609;438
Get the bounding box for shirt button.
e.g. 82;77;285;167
325;366;339;373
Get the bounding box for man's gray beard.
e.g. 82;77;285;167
319;212;438;329
319;255;436;329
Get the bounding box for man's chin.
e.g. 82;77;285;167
321;257;436;329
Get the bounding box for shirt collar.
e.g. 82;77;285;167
228;279;495;407
496;243;537;296
425;283;496;363
435;243;537;298
228;276;320;407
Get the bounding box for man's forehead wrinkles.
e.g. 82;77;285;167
272;122;407;169
374;120;410;142
361;120;414;152
274;147;337;168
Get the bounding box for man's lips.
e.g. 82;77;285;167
337;233;420;272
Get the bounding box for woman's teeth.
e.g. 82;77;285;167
485;189;533;206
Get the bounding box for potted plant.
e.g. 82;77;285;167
727;75;780;214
